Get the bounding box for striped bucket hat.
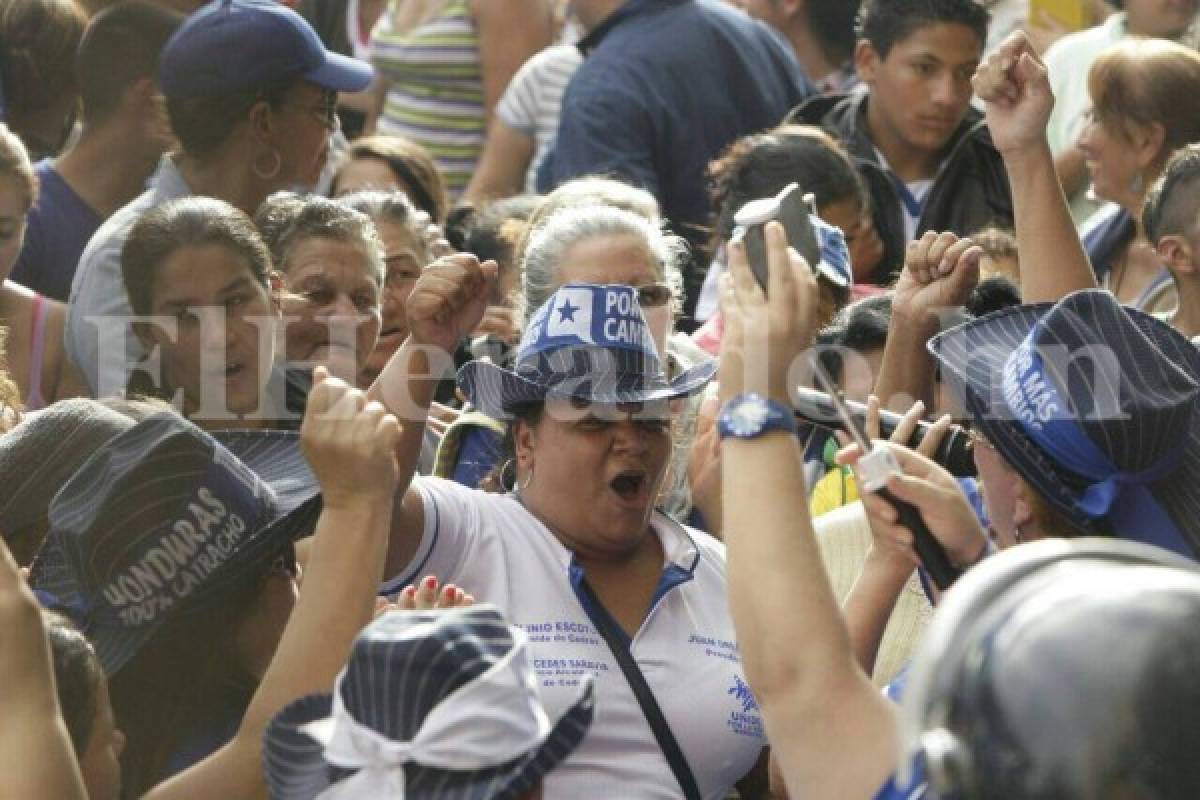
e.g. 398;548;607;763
929;289;1200;558
263;605;595;799
458;283;715;419
29;411;321;674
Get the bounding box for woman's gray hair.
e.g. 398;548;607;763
533;176;661;222
337;189;433;263
254;191;385;285
521;204;687;320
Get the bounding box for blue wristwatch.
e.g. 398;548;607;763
718;393;797;440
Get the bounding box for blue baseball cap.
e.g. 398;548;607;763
458;284;716;419
159;0;374;98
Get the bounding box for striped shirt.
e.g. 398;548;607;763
370;0;483;198
495;43;583;192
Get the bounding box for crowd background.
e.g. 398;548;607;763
5;0;1200;798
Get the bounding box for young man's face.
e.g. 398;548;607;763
857;22;983;160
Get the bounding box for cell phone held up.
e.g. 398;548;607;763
732;182;820;295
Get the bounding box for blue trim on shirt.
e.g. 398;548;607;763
1082;205;1134;282
380;488;440;595
889;174;927;219
649;527;700;608
569;558;633;648
569;519;700;646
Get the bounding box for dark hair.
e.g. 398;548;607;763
254;191;384;284
109;570;267;796
965;274;1021;317
857;0;989;59
122;196;273;316
709;124;867;243
456;195;541;302
816;293;892;381
808;0;861;69
338;188;433;268
43;611;105;757
1145;144;1200;243
0;0;87;148
479;404;544;493
166;80;291;159
76;1;183;125
333;135;448;224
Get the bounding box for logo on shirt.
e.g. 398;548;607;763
728;675;759;714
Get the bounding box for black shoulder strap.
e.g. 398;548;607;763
576;577;702;800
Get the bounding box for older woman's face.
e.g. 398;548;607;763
361;218;425;387
517;398;673;559
138;243;276;420
272;82;338;192
555;234;673;357
1078;110;1152;208
280;236;382;384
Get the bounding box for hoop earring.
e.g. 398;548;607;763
504;459;533;494
253;149;282;181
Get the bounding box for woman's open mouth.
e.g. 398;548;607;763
609;469;648;505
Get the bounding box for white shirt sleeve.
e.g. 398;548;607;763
495;52;545;136
381;476;487;592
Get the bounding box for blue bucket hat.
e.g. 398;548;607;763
458;283;716;419
929;289;1200;558
159;0;374;98
29;412;322;675
263;605;595;799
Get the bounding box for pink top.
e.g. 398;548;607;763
25;293;48;411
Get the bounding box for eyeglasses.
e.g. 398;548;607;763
635;283;673;308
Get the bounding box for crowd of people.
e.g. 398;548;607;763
4;0;1200;797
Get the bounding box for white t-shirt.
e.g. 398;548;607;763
495;44;584;193
387;477;766;799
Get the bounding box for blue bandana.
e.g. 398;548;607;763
1001;332;1191;556
520;284;659;360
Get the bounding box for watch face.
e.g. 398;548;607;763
726;397;770;437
